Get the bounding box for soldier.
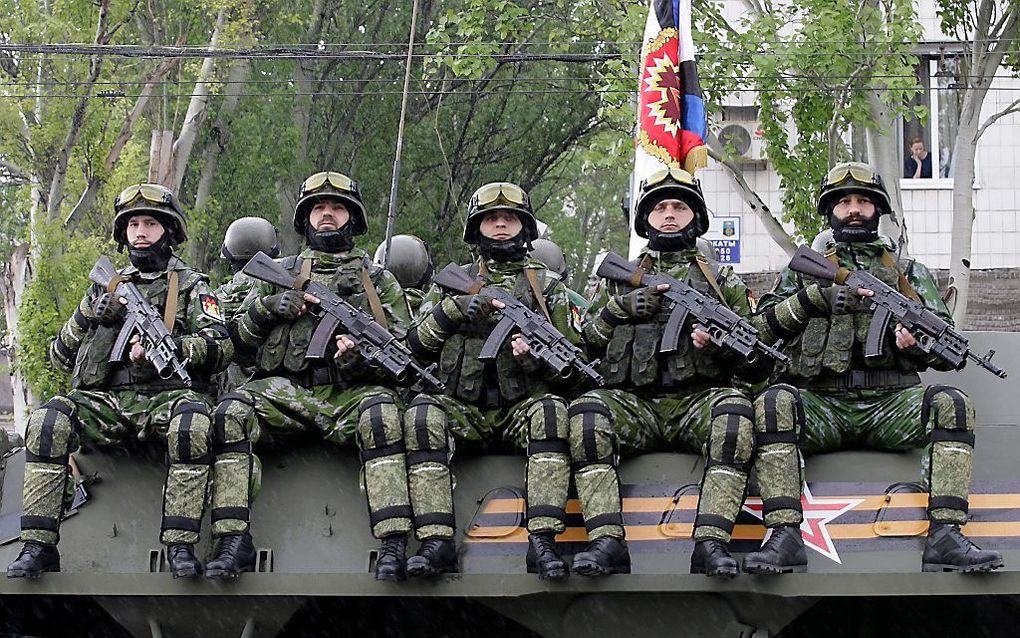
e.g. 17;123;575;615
583;167;770;578
214;217;282;395
215;171;431;581
7;184;232;579
407;182;627;580
374;235;434;316
751;162;1003;573
529;238;589;326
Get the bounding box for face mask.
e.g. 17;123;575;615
829;212;880;243
476;235;529;262
306;221;355;253
128;233;175;272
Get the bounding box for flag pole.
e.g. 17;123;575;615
383;0;420;268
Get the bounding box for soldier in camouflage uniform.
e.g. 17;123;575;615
584;167;771;578
7;184;232;579
374;235;434;317
752;162;1003;573
408;182;628;580
530;238;589;328
214;217;282;395
217;171;434;581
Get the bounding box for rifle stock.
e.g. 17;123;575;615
241;252;302;290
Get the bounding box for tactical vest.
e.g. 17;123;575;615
255;254;385;384
438;264;557;408
785;248;922;381
601;256;728;390
71;263;207;392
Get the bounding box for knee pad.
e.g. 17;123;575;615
404;395;450;466
168;402;212;464
923;386;975;444
527;397;569;456
357;394;404;461
567;396;616;468
754;384;803;446
707;398;755;471
213;391;256;451
26;396;79;463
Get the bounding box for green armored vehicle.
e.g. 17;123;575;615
0;332;1017;637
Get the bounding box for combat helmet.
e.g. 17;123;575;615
221;217;281;266
463;182;539;244
293;171;367;236
112;183;188;247
374;235;434;290
529;238;568;280
816;162;892;217
633;167;708;239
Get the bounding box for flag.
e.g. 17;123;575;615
636;0;708;175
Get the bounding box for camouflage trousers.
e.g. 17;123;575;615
214;376;437;540
591;386;755;543
756;383;976;526
415;392;625;541
21;388;216;546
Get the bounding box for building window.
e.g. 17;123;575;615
902;54;965;180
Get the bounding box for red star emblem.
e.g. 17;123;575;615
743;485;864;564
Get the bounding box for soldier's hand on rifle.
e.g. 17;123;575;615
454;294;498;322
263;290;307;320
93;292;127;326
510;333;531;358
894;323;918;351
333;334;358;359
819;284;873;314
615;284;669;320
128;334;147;363
691;324;712;350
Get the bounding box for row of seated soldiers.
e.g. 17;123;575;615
6;162;1003;581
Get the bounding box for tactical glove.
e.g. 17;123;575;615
454;294;496;323
263;290;305;321
614;286;663;320
819;284;867;315
92;292;126;326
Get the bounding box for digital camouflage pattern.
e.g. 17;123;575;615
213;271;261;396
756;238;975;525
583;246;762;543
410;257;623;540
221;247;418;539
22;257;231;547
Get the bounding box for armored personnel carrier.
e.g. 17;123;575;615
0;332;1018;637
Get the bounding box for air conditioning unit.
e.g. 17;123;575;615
717;121;766;162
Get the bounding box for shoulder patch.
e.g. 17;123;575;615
200;294;223;321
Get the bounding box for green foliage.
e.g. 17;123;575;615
16;223;114;399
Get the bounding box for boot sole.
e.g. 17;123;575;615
691;565;739;578
572;561;631;577
375;570;407;582
528;565;568;580
743;561;807;575
6;568;53;579
205;564;254;580
922;560;1005;573
406;558;458;578
171;567;202;579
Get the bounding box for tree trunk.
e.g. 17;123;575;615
866;91;906;249
948;114;980;327
0;243;35;433
149;129;175;184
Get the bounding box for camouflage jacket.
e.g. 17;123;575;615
214;271;261;323
409;256;582;407
756;237;953;385
231;247;411;386
52;256;231;393
584;246;764;391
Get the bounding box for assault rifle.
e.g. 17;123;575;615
242;251;445;391
596;251;791;365
433;263;604;386
89;256;192;383
788;245;1007;378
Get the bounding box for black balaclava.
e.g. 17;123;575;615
476;234;530;262
306;220;356;253
646;223;700;252
128;233;175;272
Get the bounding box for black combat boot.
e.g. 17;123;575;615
205;532;256;579
743;525;808;574
922;523;1004;573
167;543;203;578
406;538;458;577
690;539;738;577
526;532;568;580
374;533;408;582
6;542;60;579
572;536;631;576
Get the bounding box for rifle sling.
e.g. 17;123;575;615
525;268;552;322
695;255;730;309
360;267;388;328
293;257;312;290
163;270;179;332
631;255;652;288
881;251;921;302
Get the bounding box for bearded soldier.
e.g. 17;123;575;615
215;171;434;581
583;168;771;578
407;182;628;580
750;162;1003;573
7;184;232;579
214;217;282;395
374;235;434;316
